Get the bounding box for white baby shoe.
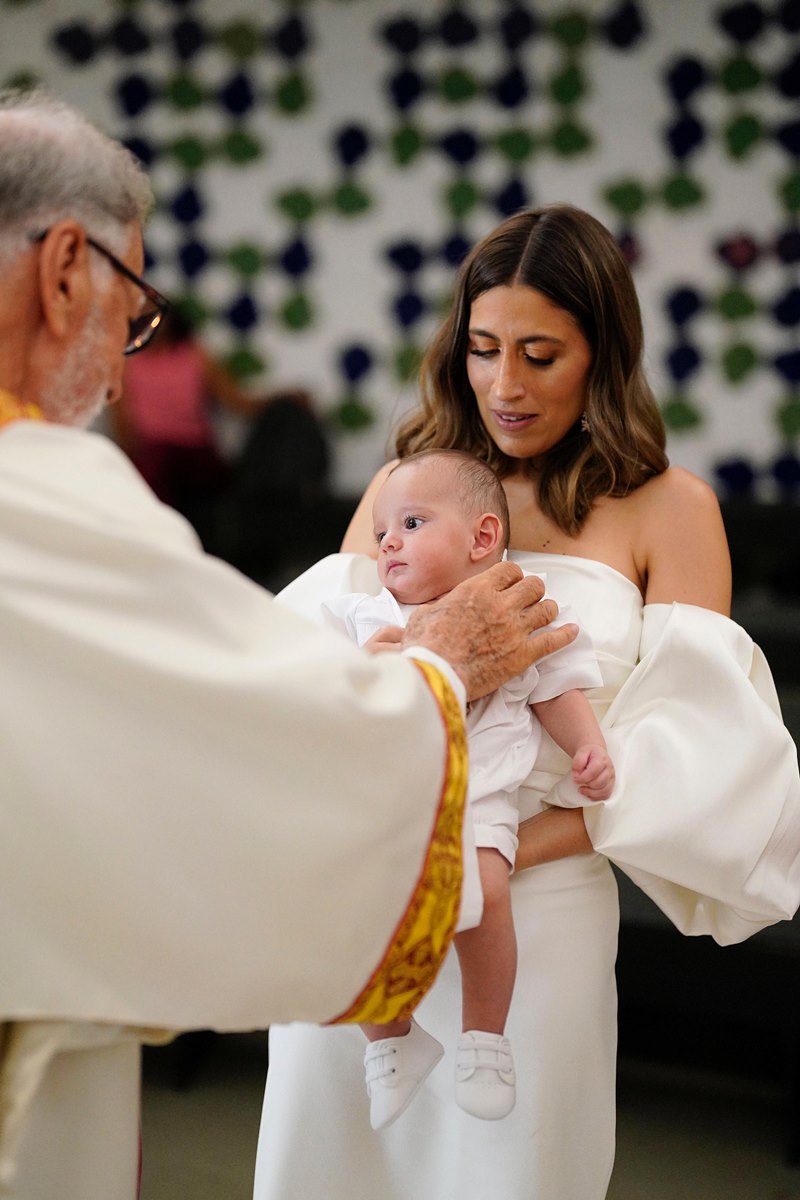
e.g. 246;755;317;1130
364;1019;444;1131
455;1030;516;1119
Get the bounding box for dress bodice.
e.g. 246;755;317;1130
509;550;644;819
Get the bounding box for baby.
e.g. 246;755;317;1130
322;449;614;1130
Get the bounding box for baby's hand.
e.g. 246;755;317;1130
571;744;615;801
363;625;404;655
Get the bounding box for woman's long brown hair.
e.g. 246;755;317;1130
395;205;668;535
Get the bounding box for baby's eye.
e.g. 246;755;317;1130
404;516;422;530
375;531;385;545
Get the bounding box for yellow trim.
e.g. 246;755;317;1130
0;389;44;428
330;660;468;1025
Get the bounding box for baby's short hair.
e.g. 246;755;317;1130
393;449;511;550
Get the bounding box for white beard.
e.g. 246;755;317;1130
40;305;113;428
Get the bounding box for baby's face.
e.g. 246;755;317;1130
372;460;478;604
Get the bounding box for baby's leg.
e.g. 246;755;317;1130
361;1018;410;1041
454;847;516;1034
360;969;441;1130
361;1016;444;1130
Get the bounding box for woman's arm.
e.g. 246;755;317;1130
340;461;397;554
516;808;593;870
516;467;733;873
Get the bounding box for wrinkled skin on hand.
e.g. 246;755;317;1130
402;561;578;701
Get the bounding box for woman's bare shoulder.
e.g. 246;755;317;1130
634;465;721;513
630;468;731;610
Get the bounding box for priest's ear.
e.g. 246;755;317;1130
470;512;504;563
34;221;92;345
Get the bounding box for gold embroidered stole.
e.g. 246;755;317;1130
0;388;44;428
329;659;468;1024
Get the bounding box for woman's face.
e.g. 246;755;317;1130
465;284;593;465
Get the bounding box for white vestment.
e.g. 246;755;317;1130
0;422;473;1198
255;551;800;1200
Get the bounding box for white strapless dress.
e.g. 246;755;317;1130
254;551;800;1200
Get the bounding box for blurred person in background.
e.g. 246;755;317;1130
112;303;260;541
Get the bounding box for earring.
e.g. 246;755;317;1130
580;412;591;434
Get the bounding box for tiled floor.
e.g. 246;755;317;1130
140;1033;800;1200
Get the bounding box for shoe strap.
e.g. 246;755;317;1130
365;1046;398;1084
457;1043;513;1072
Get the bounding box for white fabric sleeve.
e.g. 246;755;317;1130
551;602;800;946
277;552;384;619
0;432;472;1031
317;591;364;641
515;569;602;702
284;562;468;715
529;600;603;702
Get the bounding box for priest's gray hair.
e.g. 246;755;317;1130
0;87;153;268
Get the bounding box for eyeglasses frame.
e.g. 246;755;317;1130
29;228;171;356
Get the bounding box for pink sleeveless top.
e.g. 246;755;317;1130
123;342;213;445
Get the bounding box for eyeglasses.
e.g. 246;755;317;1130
30;229;171;356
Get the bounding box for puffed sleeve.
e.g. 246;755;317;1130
552;603;800;946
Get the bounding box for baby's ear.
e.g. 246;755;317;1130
470;512;504;562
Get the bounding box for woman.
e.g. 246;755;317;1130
254;206;800;1199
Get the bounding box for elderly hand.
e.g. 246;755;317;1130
402;561;577;701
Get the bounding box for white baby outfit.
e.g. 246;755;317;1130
322;581;602;869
